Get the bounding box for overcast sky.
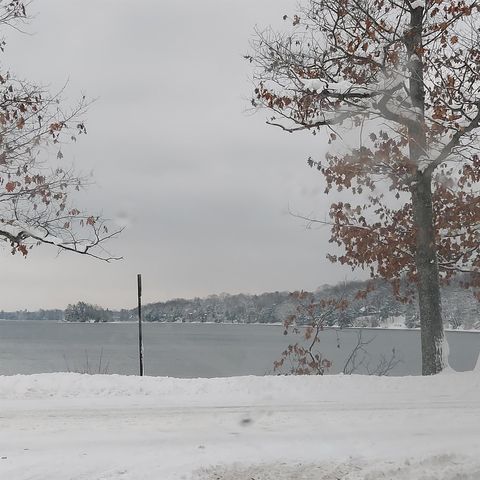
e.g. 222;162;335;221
0;0;364;310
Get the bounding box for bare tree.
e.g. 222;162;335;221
342;330;401;375
0;1;121;261
248;0;480;374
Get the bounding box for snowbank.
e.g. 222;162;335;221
0;372;479;479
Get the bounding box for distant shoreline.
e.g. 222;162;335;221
1;318;480;333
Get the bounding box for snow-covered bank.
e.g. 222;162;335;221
0;372;479;479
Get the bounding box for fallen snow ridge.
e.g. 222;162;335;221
0;372;479;479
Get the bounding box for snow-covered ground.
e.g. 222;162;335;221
0;371;480;479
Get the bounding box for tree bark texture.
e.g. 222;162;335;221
407;6;446;374
411;174;446;375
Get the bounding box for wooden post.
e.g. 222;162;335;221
137;273;144;376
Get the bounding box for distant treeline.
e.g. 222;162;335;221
0;309;64;321
65;302;118;323
139;278;480;330
0;304;131;323
1;276;480;328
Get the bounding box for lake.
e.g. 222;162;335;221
0;321;479;377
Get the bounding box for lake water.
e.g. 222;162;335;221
0;321;479;377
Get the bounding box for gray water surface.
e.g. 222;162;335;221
0;321;479;377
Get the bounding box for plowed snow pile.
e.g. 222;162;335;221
0;372;479;479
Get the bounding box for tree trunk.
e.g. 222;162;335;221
411;174;446;375
407;6;447;375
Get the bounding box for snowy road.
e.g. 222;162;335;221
0;373;479;479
